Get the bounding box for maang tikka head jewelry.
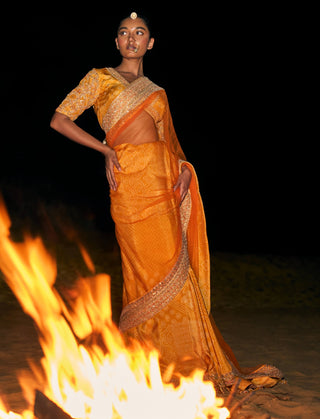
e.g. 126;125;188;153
130;12;138;20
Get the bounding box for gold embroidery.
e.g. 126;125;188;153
56;69;100;121
102;69;163;136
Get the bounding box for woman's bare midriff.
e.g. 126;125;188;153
112;110;159;147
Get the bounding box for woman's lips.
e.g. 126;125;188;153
127;45;138;52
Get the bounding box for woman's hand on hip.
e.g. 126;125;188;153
104;146;121;191
174;166;192;204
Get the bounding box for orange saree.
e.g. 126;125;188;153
56;68;283;392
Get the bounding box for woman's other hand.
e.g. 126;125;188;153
173;166;191;204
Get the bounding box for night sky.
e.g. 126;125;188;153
1;7;317;256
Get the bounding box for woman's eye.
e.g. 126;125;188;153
119;31;127;36
136;31;144;36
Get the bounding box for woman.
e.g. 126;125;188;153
50;12;283;392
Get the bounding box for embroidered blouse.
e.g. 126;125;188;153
56;68;169;147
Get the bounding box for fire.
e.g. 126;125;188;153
0;197;230;419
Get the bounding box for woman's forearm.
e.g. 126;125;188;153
50;111;109;155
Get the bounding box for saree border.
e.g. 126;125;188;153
119;192;192;332
102;68;163;138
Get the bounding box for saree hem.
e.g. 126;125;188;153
205;363;284;394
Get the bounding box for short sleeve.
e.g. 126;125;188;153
56;69;100;121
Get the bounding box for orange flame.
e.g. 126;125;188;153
0;197;229;419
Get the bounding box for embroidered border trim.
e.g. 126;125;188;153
102;69;163;134
119;193;192;332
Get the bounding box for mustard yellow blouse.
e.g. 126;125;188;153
56;68;167;145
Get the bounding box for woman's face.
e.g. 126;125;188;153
115;17;154;58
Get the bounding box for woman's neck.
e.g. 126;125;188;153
116;58;144;77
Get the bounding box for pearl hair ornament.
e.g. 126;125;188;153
130;12;138;19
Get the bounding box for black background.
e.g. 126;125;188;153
0;6;317;256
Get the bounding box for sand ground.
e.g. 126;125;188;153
1;305;319;418
0;203;319;418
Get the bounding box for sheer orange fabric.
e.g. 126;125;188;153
113;110;159;146
56;68;283;391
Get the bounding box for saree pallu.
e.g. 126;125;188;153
110;140;283;392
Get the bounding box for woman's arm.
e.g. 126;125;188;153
50;111;107;154
50;111;121;190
